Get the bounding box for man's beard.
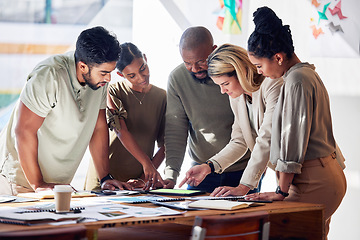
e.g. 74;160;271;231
82;71;100;90
190;70;211;84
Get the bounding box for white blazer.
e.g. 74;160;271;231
210;77;283;189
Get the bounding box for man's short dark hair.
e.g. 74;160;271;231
75;26;121;66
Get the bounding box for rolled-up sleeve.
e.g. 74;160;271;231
20;66;58;118
271;81;313;174
106;85;127;131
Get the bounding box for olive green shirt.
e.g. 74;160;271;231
85;81;166;190
0;52;107;189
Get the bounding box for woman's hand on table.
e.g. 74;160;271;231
210;184;250;197
178;164;211;188
245;191;285;201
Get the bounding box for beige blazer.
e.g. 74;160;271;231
210;77;283;189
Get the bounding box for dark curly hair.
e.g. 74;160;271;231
116;42;143;72
247;6;294;59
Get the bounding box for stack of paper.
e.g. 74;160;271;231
0;201;183;226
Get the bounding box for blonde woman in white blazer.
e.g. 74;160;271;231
179;44;283;196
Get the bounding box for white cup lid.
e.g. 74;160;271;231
53;185;73;192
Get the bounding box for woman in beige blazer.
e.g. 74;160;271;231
179;44;283;196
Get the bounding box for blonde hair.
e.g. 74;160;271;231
207;43;264;93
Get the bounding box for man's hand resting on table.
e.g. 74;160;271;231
101;179;133;190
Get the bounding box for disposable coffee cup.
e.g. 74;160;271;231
54;185;73;213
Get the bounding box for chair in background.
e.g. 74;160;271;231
191;211;270;240
0;225;87;240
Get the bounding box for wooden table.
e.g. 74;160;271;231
0;198;324;240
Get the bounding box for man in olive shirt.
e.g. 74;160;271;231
163;26;255;193
0;26;131;195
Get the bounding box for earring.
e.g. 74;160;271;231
278;61;282;66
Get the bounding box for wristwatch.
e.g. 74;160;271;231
275;186;289;197
205;160;215;173
100;173;114;185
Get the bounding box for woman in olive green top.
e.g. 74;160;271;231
85;43;166;190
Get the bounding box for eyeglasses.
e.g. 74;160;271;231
184;59;207;68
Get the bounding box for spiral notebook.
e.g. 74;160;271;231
0;208;84;226
15;206;85;214
0;215;80;226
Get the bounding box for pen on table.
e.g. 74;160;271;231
76;217;86;223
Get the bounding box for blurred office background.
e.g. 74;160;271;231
0;1;359;239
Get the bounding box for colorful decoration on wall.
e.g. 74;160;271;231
215;0;242;34
312;0;321;8
311;0;348;39
328;0;347;20
310;25;324;39
309;0;359;57
317;2;330;24
327;22;344;34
